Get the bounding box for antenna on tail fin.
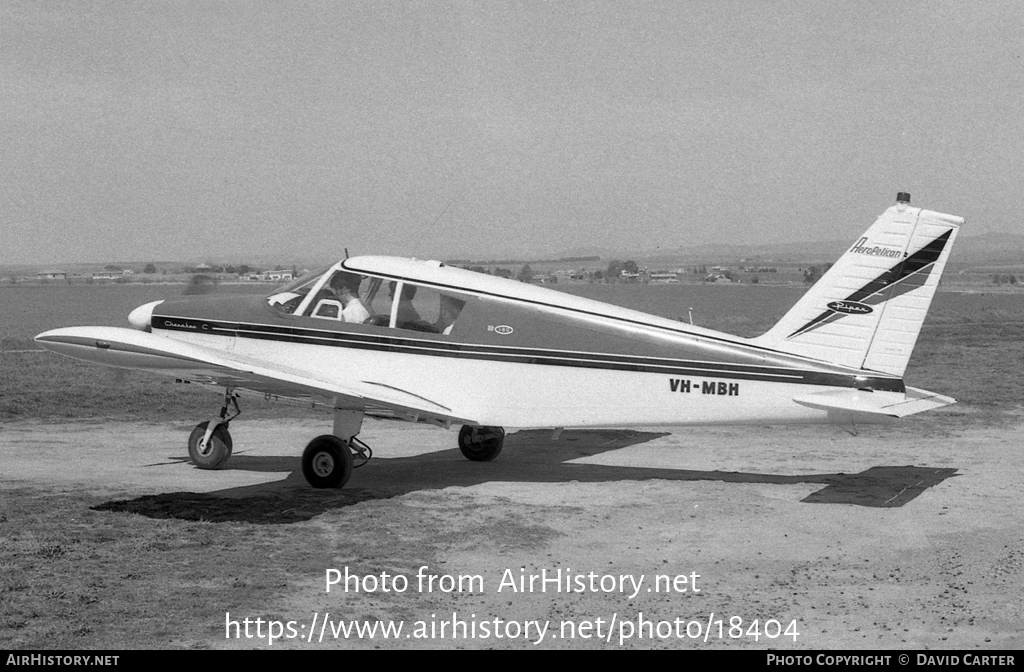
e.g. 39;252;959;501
752;193;962;376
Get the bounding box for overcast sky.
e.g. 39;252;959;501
3;1;1021;266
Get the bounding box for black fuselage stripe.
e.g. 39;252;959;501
155;315;813;374
152;317;904;391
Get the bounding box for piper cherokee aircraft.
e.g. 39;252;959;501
35;193;962;489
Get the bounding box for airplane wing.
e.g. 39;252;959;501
34;326;475;426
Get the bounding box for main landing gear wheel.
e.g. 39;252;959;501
188;421;233;470
302;435;354;489
458;425;505;462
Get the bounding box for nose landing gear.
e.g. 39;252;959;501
187;389;240;470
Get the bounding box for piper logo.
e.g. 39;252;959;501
488;325;514;335
827;300;873;315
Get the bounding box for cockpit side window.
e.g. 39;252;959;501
378;282;467;334
358;277;393;326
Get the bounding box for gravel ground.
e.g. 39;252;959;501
2;412;1021;650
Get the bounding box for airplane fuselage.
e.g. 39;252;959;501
145;258;905;429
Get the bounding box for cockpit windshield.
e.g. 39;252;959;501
266;265;333;314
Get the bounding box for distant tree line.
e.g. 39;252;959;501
447;255;601;266
606;260;639;279
459;265;515;279
802;263;833;285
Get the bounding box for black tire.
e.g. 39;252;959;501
458;426;505;462
187;421;233;470
302;435;354;489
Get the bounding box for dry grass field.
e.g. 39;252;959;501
2;283;1023;650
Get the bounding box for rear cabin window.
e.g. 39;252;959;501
387;282;466;335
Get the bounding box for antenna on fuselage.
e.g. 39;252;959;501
344;248;349;259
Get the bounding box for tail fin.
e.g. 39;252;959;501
752;194;962;376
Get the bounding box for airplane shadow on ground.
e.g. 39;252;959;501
93;429;959;523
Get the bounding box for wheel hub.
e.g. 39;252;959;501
312;452;335;477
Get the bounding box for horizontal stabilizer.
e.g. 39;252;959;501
895;386;958;416
793;387;955;419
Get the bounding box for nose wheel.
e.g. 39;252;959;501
188;421;233;469
187;389;240;470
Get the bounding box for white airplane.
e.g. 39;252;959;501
35;193;962;489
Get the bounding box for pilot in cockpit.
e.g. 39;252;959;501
330;273;370;323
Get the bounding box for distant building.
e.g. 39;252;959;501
37;271;67;280
649;271;680;283
247;270;295;282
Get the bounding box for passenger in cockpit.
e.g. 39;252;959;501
436;295;466;335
